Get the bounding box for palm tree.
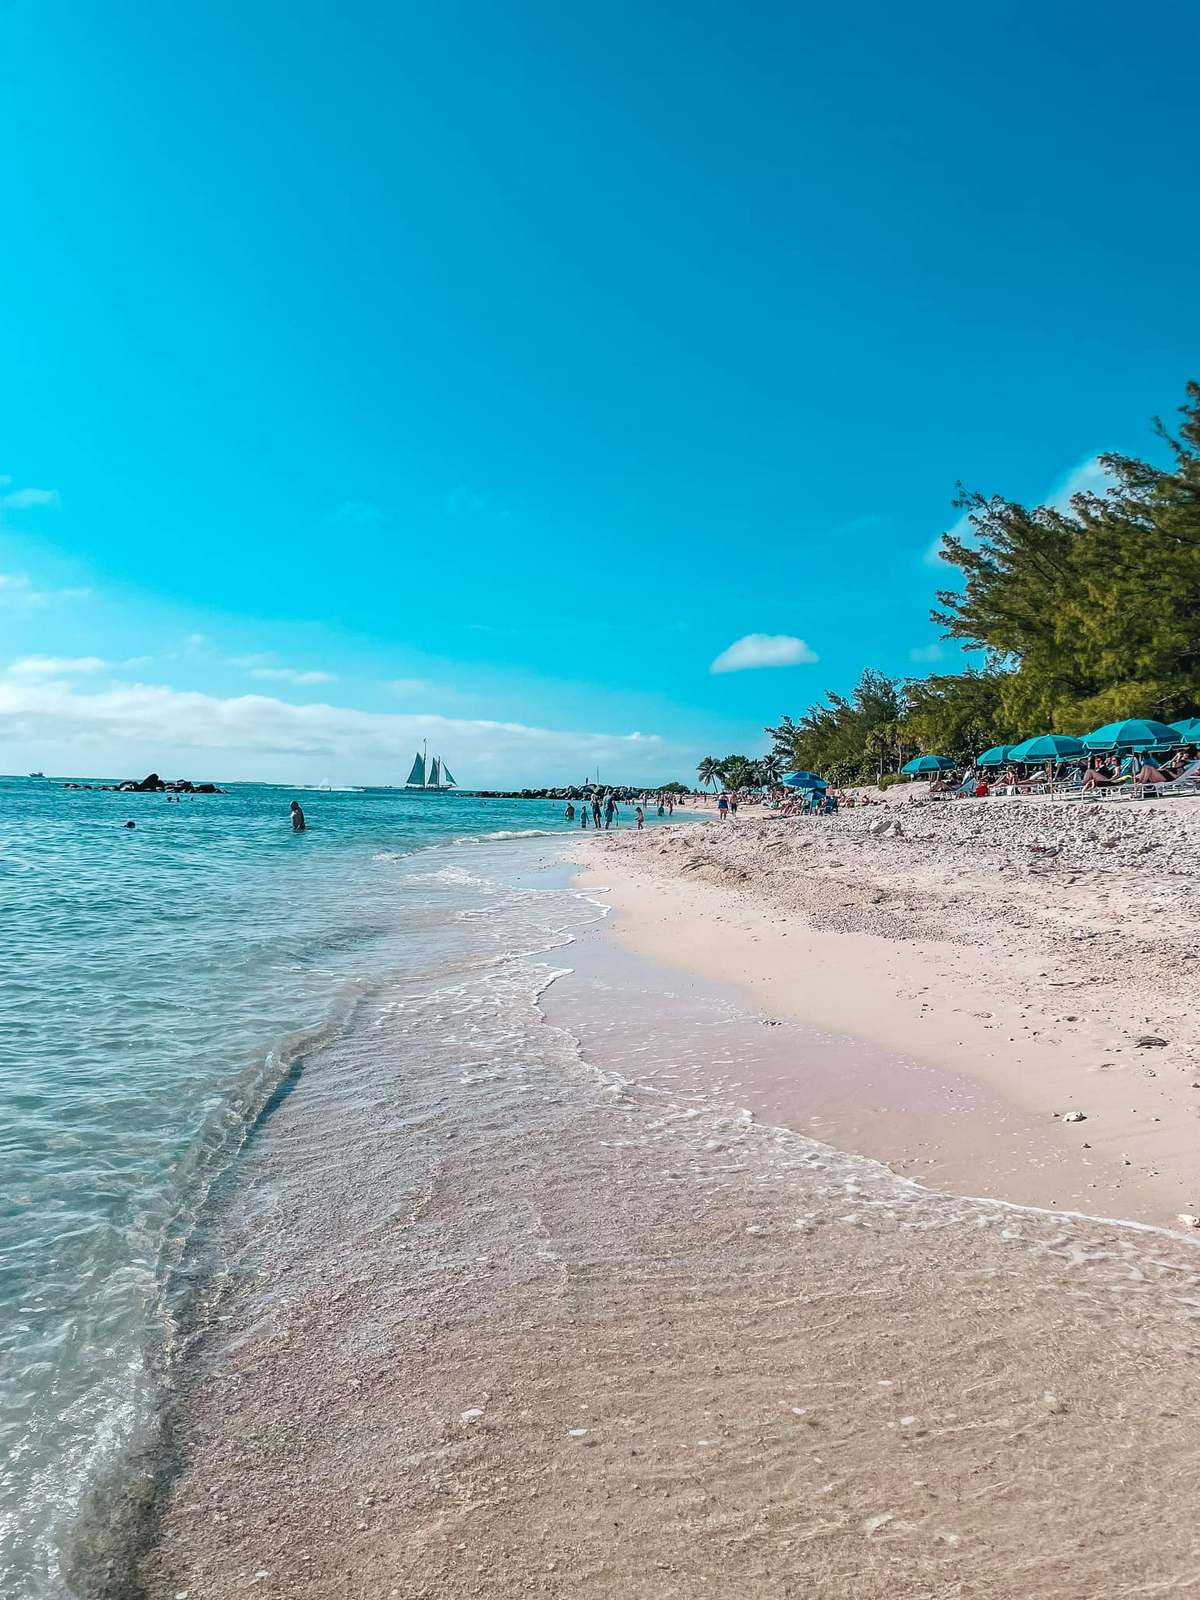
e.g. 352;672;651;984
722;755;753;791
696;756;721;792
758;751;785;785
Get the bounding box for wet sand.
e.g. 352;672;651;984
137;855;1200;1599
579;795;1200;1231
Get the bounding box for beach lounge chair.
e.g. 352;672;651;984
1135;759;1200;799
1051;770;1085;798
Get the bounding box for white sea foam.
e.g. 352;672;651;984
454;828;561;843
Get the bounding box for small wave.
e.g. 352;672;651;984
453;829;561;844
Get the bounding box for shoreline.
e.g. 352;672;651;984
133;833;1200;1598
575;798;1200;1232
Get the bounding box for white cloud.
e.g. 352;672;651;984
249;666;337;685
0;677;667;785
925;455;1117;567
1046;455;1114;512
229;653;336;685
2;486;60;510
709;634;818;674
9;655;109;675
909;642;944;664
0;571;90;607
925;513;972;567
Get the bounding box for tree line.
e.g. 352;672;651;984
753;381;1200;787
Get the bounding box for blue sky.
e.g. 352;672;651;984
2;0;1197;783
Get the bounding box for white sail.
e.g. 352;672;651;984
405;751;425;787
428;757;442;788
440;762;457;788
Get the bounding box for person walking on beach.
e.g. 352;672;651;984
729;793;739;819
717;791;729;822
635;803;645;830
290;800;306;832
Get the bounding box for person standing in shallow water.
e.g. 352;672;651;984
635;803;645;830
580;803;589;828
290;800;306;832
592;796;602;828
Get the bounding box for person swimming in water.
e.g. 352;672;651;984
290;800;306;832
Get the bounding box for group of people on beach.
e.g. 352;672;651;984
564;790;685;830
564;792;624;830
934;745;1200;800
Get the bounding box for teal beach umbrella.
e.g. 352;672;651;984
976;745;1013;767
782;770;827;789
1083;718;1180;752
900;755;955;775
1008;734;1086;762
1170;718;1200;743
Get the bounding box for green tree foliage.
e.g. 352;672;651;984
766;670;906;784
758;751;785;785
765;383;1200;782
695;754;782;790
932;382;1200;730
901;668;1010;765
720;754;756;791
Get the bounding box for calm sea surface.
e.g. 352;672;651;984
0;777;665;1597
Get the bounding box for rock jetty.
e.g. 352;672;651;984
62;772;225;794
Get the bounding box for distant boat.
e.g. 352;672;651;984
405;743;458;791
29;771;45;779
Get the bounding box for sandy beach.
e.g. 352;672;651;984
130;815;1200;1600
580;790;1200;1230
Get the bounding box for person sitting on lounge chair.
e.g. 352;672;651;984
1082;758;1122;789
1133;756;1170;785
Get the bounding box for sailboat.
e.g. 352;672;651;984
404;742;458;791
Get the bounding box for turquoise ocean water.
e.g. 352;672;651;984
0;777;664;1597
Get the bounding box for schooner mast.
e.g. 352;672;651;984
404;740;457;790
